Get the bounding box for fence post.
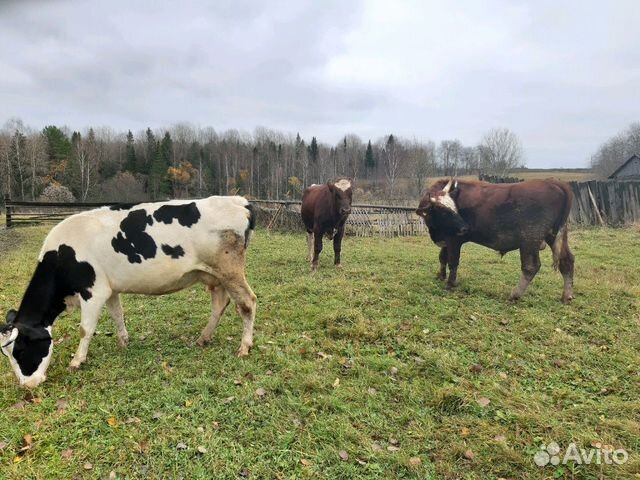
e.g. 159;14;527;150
4;194;12;228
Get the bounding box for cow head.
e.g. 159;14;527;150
416;178;469;237
1;309;53;388
328;179;353;219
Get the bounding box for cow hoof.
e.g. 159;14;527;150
310;265;318;273
69;360;83;370
436;273;446;281
195;336;210;347
561;295;573;305
335;263;342;269
237;346;251;357
446;282;457;291
117;335;129;348
509;290;522;302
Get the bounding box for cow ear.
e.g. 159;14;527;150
326;181;335;191
415;207;428;217
6;309;17;325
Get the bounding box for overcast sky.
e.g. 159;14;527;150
1;0;638;168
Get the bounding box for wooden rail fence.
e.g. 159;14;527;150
3;195;119;228
4;180;639;234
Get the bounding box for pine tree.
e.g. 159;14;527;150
148;132;172;199
365;140;375;172
125;130;136;172
143;128;156;174
42;125;72;183
149;144;167;199
294;133;307;185
308;136;319;181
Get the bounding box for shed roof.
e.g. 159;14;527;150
608;154;640;179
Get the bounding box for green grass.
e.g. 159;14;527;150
1;225;639;479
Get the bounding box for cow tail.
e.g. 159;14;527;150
550;182;573;271
244;203;257;248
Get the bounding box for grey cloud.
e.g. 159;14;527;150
1;0;639;167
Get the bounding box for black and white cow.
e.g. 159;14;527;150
0;196;257;388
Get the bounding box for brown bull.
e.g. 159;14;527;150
416;178;575;303
301;178;353;271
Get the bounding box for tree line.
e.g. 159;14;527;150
0;118;525;204
590;122;640;177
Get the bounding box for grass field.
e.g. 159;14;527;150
516;171;597;182
0;225;639;479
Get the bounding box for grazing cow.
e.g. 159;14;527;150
0;196;257;388
416;178;575;303
301;178;353;271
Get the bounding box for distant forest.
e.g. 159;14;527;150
0;119;530;204
6;118;631;204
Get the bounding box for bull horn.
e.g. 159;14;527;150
442;178;453;193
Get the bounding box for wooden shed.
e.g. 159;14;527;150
608;154;640;179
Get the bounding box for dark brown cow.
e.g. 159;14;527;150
416;178;575;303
301;178;353;271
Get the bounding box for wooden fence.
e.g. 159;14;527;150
3;196;428;237
4;180;640;233
251;200;427;237
3;195;119;228
567;180;640;225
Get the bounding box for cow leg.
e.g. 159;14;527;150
437;247;448;280
446;242;462;290
510;246;541;301
333;225;345;268
549;226;575;304
223;275;257;357
196;285;231;346
106;294;128;348
311;228;323;271
307;232;314;262
558;249;575;304
203;231;257;356
70;289;111;368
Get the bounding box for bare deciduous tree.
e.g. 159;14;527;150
406;139;436;195
10;130;27;200
382;134;402;198
478;128;524;176
438;139;462;176
26;132;48;200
